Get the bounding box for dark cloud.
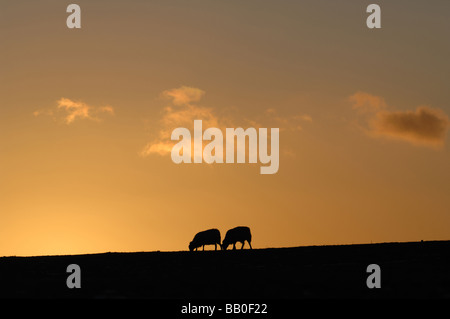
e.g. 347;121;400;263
371;106;449;147
350;92;449;148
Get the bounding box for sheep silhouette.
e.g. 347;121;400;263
222;226;252;250
189;228;221;251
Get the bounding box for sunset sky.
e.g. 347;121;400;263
1;0;449;256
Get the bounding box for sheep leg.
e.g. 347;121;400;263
241;241;245;249
202;245;205;251
248;241;253;249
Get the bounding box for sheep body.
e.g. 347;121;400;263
222;226;252;250
189;228;221;251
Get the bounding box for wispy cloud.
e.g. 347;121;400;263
349;91;387;113
141;86;312;157
161;86;205;106
34;98;114;124
141;86;219;157
349;92;449;148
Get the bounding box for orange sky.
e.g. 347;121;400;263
1;1;450;256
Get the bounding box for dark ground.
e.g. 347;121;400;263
0;240;449;299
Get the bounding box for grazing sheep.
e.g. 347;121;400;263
189;228;221;251
222;226;252;250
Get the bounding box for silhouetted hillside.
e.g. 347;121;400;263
0;240;449;299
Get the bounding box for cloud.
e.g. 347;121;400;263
350;92;449;148
34;98;114;124
349;91;387;113
371;106;449;147
142;86;312;158
141;86;219;157
98;105;115;115
57;98;91;124
161;86;205;106
141;141;174;157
